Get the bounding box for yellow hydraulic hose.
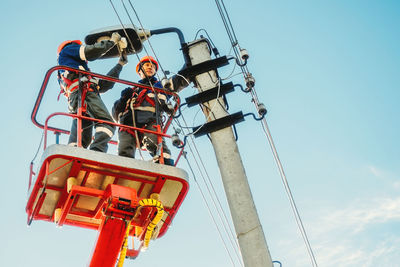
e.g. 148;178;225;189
116;220;132;267
116;198;164;266
138;198;164;248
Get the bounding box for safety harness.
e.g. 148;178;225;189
57;71;98;98
57;71;99;113
129;87;156;111
118;86;167;157
117;87;158;122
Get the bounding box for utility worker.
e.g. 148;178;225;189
57;32;128;152
112;56;187;166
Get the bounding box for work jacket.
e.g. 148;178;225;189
58;41;122;96
112;76;171;125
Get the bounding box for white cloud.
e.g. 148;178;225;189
368;165;384;178
309;197;400;267
313;237;400;267
367;165;400;190
363;239;400;266
270;165;400;267
314;197;400;235
393;181;400;189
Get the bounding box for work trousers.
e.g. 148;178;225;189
68;90;115;152
118;121;172;162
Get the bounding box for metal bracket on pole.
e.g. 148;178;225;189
185;82;235;107
192;111;245;137
185;37;273;267
178;56;229;80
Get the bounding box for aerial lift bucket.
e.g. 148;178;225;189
26;144;189;266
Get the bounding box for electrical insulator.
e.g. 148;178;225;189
245;73;255;91
240;48;249;61
212;47;220;57
171;134;181;147
161;77;172;89
166;103;174;115
257;103;267;116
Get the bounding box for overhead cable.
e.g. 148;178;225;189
212;1;319;266
175;114;244;266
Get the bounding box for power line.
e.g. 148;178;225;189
175;114;244;266
212;1;319;266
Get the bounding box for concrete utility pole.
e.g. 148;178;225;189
186;39;273;267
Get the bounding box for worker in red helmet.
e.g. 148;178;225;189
112;55;178;165
135;56;159;73
57;32;128;152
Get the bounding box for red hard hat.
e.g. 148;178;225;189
57;40;82;55
136;56;159;73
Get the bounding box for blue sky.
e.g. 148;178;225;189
1;1;399;266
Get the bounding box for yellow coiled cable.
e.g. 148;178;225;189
138;198;164;248
116;220;132;267
116;198;164;266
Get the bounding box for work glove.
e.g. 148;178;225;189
118;37;128;49
162;103;175;115
120;87;133;100
110;32;122;44
118;50;128;66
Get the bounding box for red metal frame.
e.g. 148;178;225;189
26;150;189;266
26;66;189;266
29;65;186;188
42;112;172;150
63;184;140;267
26;153;189;236
31;65;180;135
32;66;186;164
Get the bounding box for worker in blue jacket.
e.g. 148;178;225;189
112;56;185;165
57;32;128;152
